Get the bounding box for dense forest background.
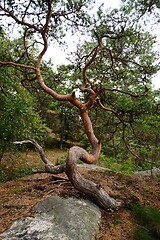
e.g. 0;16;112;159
0;0;160;176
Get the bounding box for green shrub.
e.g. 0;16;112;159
134;228;153;240
98;153;139;174
131;203;160;239
0;165;32;182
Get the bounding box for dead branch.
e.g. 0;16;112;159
13;139;51;165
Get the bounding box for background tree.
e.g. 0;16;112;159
0;30;45;161
122;0;160;16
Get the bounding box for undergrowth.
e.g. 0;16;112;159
0;165;33;182
98;152;155;175
131;203;160;240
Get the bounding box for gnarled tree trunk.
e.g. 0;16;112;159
66;146;121;210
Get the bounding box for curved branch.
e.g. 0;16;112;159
36;1;52;69
13;139;50;165
82;39;103;89
97;98;123;123
80;110;101;162
13;139;121;211
13;139;66;174
99;87;148;98
0;61;36;70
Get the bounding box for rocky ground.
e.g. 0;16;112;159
0;150;160;239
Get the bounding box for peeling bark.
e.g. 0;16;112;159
66;146;121;211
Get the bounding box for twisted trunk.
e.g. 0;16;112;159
66;146;121;211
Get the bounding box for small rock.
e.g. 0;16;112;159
134;168;160;177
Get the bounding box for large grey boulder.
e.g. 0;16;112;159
0;196;101;240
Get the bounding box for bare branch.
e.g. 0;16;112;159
99;87;148;98
13;139;51;165
0;5;42;33
13;139;67;174
22;0;32;21
97;98;123;123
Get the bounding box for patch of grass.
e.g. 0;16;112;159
131;203;160;240
97;152;158;175
134;227;153;240
98;153;138;175
113;218;122;225
56;152;67;165
7;187;29;194
0;165;33;182
0;153;34;182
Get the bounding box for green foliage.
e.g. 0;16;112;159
134;228;153;240
98;152;151;175
122;0;160;16
0;32;45;156
0;87;45;152
0;164;32;182
131;203;160;240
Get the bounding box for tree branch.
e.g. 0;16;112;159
99;87;148;98
13;139;51;165
97;98;123;123
0;61;36;70
0;6;42;33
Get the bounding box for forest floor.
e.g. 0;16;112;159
0;149;160;240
